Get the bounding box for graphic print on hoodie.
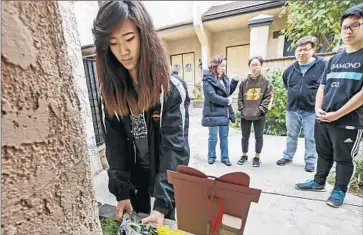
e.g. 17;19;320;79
238;74;273;121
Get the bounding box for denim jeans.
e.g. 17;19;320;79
283;111;317;164
208;126;229;161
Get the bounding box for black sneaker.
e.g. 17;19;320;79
252;157;260;167
208;159;215;165
221;159;232;166
237;155;248;165
276;158;292;166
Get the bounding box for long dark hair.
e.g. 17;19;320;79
92;1;170;117
208;55;226;78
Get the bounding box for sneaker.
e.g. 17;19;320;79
252;157;261;167
221;159;232;166
305;163;315;172
237;155;248;165
326;189;345;208
208;159;215;165
295;180;326;191
276;158;292;166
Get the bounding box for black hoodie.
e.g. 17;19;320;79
283;56;328;112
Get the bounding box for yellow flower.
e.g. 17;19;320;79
156;226;185;235
157;226;170;235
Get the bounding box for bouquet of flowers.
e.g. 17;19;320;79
118;212;157;235
118;212;185;235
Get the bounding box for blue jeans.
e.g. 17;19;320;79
208;126;229;161
283;111;317;164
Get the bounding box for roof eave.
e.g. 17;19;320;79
202;1;285;22
156;21;194;34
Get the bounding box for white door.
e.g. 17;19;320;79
227;45;250;80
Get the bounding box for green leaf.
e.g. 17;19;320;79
282;1;359;52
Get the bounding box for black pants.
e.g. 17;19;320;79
130;169;175;220
314;122;363;192
241;117;266;154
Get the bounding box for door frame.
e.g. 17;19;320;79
170;52;195;81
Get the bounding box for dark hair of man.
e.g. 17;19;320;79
341;4;363;26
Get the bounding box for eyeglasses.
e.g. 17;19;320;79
341;22;363;32
296;48;312;54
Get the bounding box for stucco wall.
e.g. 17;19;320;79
1;1;101;234
211;28;250;57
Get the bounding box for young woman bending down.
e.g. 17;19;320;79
92;1;190;226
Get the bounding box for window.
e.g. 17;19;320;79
83;57;104;147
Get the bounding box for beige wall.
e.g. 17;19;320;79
211;28;250;57
267;15;288;59
165;36;202;83
142;1;194;29
2;1;101;234
143;1;237;30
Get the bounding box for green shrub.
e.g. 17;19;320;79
328;146;363;196
264;69;287;136
193;82;203;100
351;158;363;195
100;217;119;235
230;108;241;130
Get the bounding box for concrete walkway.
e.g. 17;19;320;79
93;107;363;235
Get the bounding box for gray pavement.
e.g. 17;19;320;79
93;107;363;235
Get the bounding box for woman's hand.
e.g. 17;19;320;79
141;210;165;227
116;199;133;221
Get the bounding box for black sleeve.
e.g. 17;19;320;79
99;98;132;201
259;80;274;114
152;77;190;215
282;68;288;89
237;80;245;111
229;78;239;95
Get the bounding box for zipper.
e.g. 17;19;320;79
133;140;136;164
128;180;138;200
